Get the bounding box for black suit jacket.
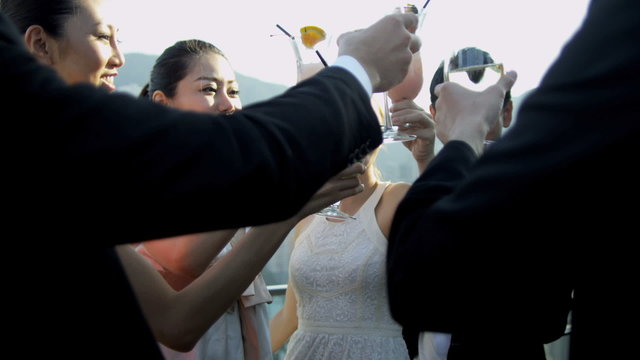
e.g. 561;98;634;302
387;0;640;359
0;13;381;358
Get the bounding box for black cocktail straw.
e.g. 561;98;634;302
315;50;329;67
275;24;293;39
422;0;432;10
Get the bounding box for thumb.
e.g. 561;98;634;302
433;83;443;97
497;70;518;93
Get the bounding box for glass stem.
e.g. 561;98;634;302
383;92;393;132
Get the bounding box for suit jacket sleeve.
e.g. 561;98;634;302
0;13;382;245
387;0;640;347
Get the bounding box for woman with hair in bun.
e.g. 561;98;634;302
135;39;275;360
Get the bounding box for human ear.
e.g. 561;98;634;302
151;90;171;106
502;101;513;128
23;25;55;66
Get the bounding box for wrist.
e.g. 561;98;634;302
416;154;435;173
284;212;306;227
332;55;374;96
448;126;488;156
360;62;380;93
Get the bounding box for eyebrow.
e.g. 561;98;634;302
94;22;120;33
194;76;238;84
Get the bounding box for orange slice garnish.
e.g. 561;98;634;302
300;26;326;49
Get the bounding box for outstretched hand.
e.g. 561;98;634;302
434;71;517;154
295;163;365;219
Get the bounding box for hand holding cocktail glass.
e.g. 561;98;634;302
390;99;436;173
334;13;421;92
443;48;507;148
382;2;430;143
434;69;517;154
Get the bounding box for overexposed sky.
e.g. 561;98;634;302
109;0;591;98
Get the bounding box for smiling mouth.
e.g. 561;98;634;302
100;74;117;91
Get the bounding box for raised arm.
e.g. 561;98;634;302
19;66;379;245
386;73;518;333
118;164;365;351
3;12;422;246
117;219;297;351
388;0;640;349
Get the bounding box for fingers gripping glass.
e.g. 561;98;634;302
443;49;504;147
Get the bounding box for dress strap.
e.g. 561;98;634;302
357;181;390;218
357;182;391;247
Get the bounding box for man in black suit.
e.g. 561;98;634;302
0;10;420;358
387;0;639;359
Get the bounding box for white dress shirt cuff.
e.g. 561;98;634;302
417;332;452;360
332;55;373;97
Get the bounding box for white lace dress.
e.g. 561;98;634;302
285;182;409;360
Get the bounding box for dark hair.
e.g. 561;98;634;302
139;39;227;99
0;0;78;37
429;47;511;107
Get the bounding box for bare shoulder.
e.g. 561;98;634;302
382;182;411;203
292;215;314;247
377;182;412;238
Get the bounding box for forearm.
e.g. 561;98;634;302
122;164;364;349
269;309;298;352
416;152;435;174
79;72;376;243
269;278;299;352
142;229;237;279
153;219;299;351
177;229;237;277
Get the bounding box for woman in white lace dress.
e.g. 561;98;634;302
270;99;435;360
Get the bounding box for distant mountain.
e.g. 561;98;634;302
116;53;288;105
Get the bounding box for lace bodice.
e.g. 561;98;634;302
285;182;409;359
